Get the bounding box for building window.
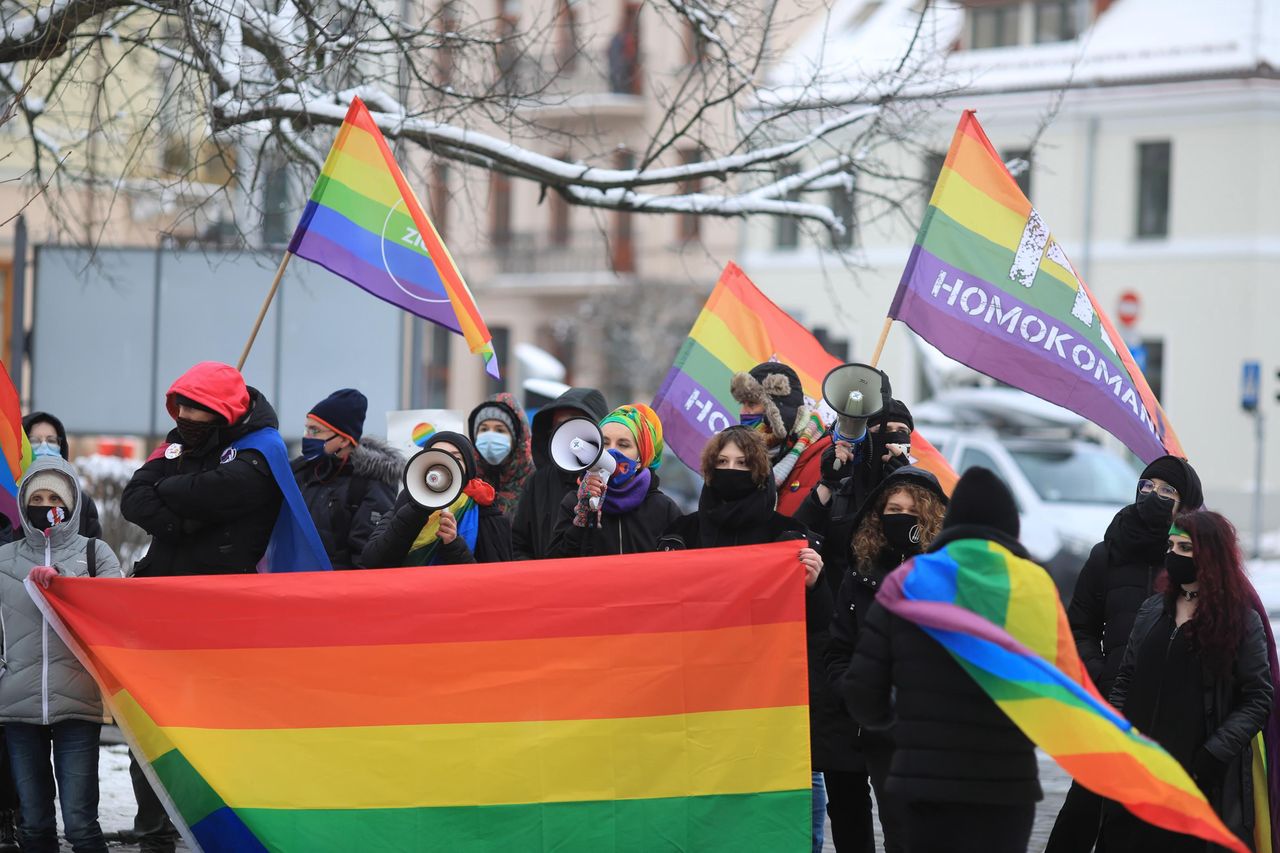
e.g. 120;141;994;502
607;2;642;94
261;166;291;246
774;162;801;250
1034;0;1078;43
550;155;570;246
1003;148;1032;199
1136;337;1164;402
555;0;579;71
425;324;451;408
612;151;636;272
436;1;458;85
677;148;702;243
490;173;512;247
430;163;449;239
922;150;946;204
683;17;706;64
829;185;854;250
1136;141;1171;238
969;4;1021;49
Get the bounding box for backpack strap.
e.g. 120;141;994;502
86;538;97;578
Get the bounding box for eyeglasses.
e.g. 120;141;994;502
1138;479;1179;501
303;426;336;439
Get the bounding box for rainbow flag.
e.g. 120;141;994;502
32;543;811;852
653;262;957;492
878;538;1248;852
890;111;1182;463
0;361;32;526
289;97;499;378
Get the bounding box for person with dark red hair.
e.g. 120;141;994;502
1101;510;1278;852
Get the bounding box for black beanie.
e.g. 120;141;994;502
875;398;914;433
1139;455;1203;509
309;388;368;444
942;467;1021;539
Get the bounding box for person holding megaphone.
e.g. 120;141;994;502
546;404;681;558
360;432;512;567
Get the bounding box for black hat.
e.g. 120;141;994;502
1139;455;1203;510
309;389;368;444
874;398;914;433
730;362;805;439
942;467;1020;539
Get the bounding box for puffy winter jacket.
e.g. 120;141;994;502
511;388;609;559
0;456;122;725
293;437;401;569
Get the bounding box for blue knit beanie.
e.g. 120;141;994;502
309;388;367;443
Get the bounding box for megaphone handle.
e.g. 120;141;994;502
589;494;602;511
832;457;844;471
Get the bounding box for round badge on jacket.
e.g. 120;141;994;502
164;444;183;460
220;447;237;464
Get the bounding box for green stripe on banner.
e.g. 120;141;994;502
310;174;426;258
151;749;228;828
918;207;1124;374
236;789;810;852
975;672;1100;711
677;339;738;407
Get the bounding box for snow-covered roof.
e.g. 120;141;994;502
767;0;1280;105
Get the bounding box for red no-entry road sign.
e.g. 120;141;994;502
1117;291;1140;328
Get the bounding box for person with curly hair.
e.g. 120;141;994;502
1101;509;1278;852
823;466;949;852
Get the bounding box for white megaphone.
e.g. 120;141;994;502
404;448;465;510
822;362;891;471
550;418;617;511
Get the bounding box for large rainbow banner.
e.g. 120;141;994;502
32;543;811;852
653;262;956;491
889;110;1181;462
288;97;500;378
0;360;32;526
878;538;1248;853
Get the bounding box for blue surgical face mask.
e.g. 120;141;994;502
475;432;512;466
31;442;60;458
740;413;765;429
301;437;328;461
606;448;642;488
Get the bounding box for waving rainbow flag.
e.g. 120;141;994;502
878;538;1248;852
0;361;32;525
889;111;1181;462
32;543;811;852
653;262;956;492
288;97;499;378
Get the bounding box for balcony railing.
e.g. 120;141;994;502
487;230;615;276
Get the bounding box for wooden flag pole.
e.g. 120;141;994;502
237;252;293;372
868;317;894;368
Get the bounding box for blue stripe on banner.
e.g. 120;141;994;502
295;202;449;300
191;806;270;853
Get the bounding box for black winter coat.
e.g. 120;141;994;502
1068;457;1204;698
292;437;401;569
360;491;512;567
21;412;102;538
547;474;682;558
511;388;609;560
844;525;1043;806
1110;594;1273;844
122;388;285;577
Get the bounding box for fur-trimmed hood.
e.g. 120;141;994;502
730;368;811;443
349;436;405;490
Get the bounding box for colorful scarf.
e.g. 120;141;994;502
404;479;495;566
877;538;1251;853
475;392;533;517
603;467;651;516
769;409;824;487
600;404;664;470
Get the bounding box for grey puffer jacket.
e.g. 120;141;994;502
0;456;122;725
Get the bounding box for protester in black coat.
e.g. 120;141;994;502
1100;510;1274;853
824;466;948;853
122;363;285;578
22;412;102;538
511;387;608;559
1047;454;1204;852
360;432;512;567
844;468;1041;853
546;404;681;558
793;399;914;598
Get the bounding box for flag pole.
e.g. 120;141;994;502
869;317;894;368
237;251;293;372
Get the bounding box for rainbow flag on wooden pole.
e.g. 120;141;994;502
238;97;499;378
0;360;32;526
32;543;811;852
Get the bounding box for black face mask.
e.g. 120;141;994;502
25;505;66;532
175;417;217;449
873;429;912;460
1135;490;1175;528
1165;550;1197;586
881;512;923;556
709;468;760;502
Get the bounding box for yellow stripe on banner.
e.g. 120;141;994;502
161;705;810;810
319;145;402;210
690;307;762;370
932;167;1078;292
113;691;178;763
